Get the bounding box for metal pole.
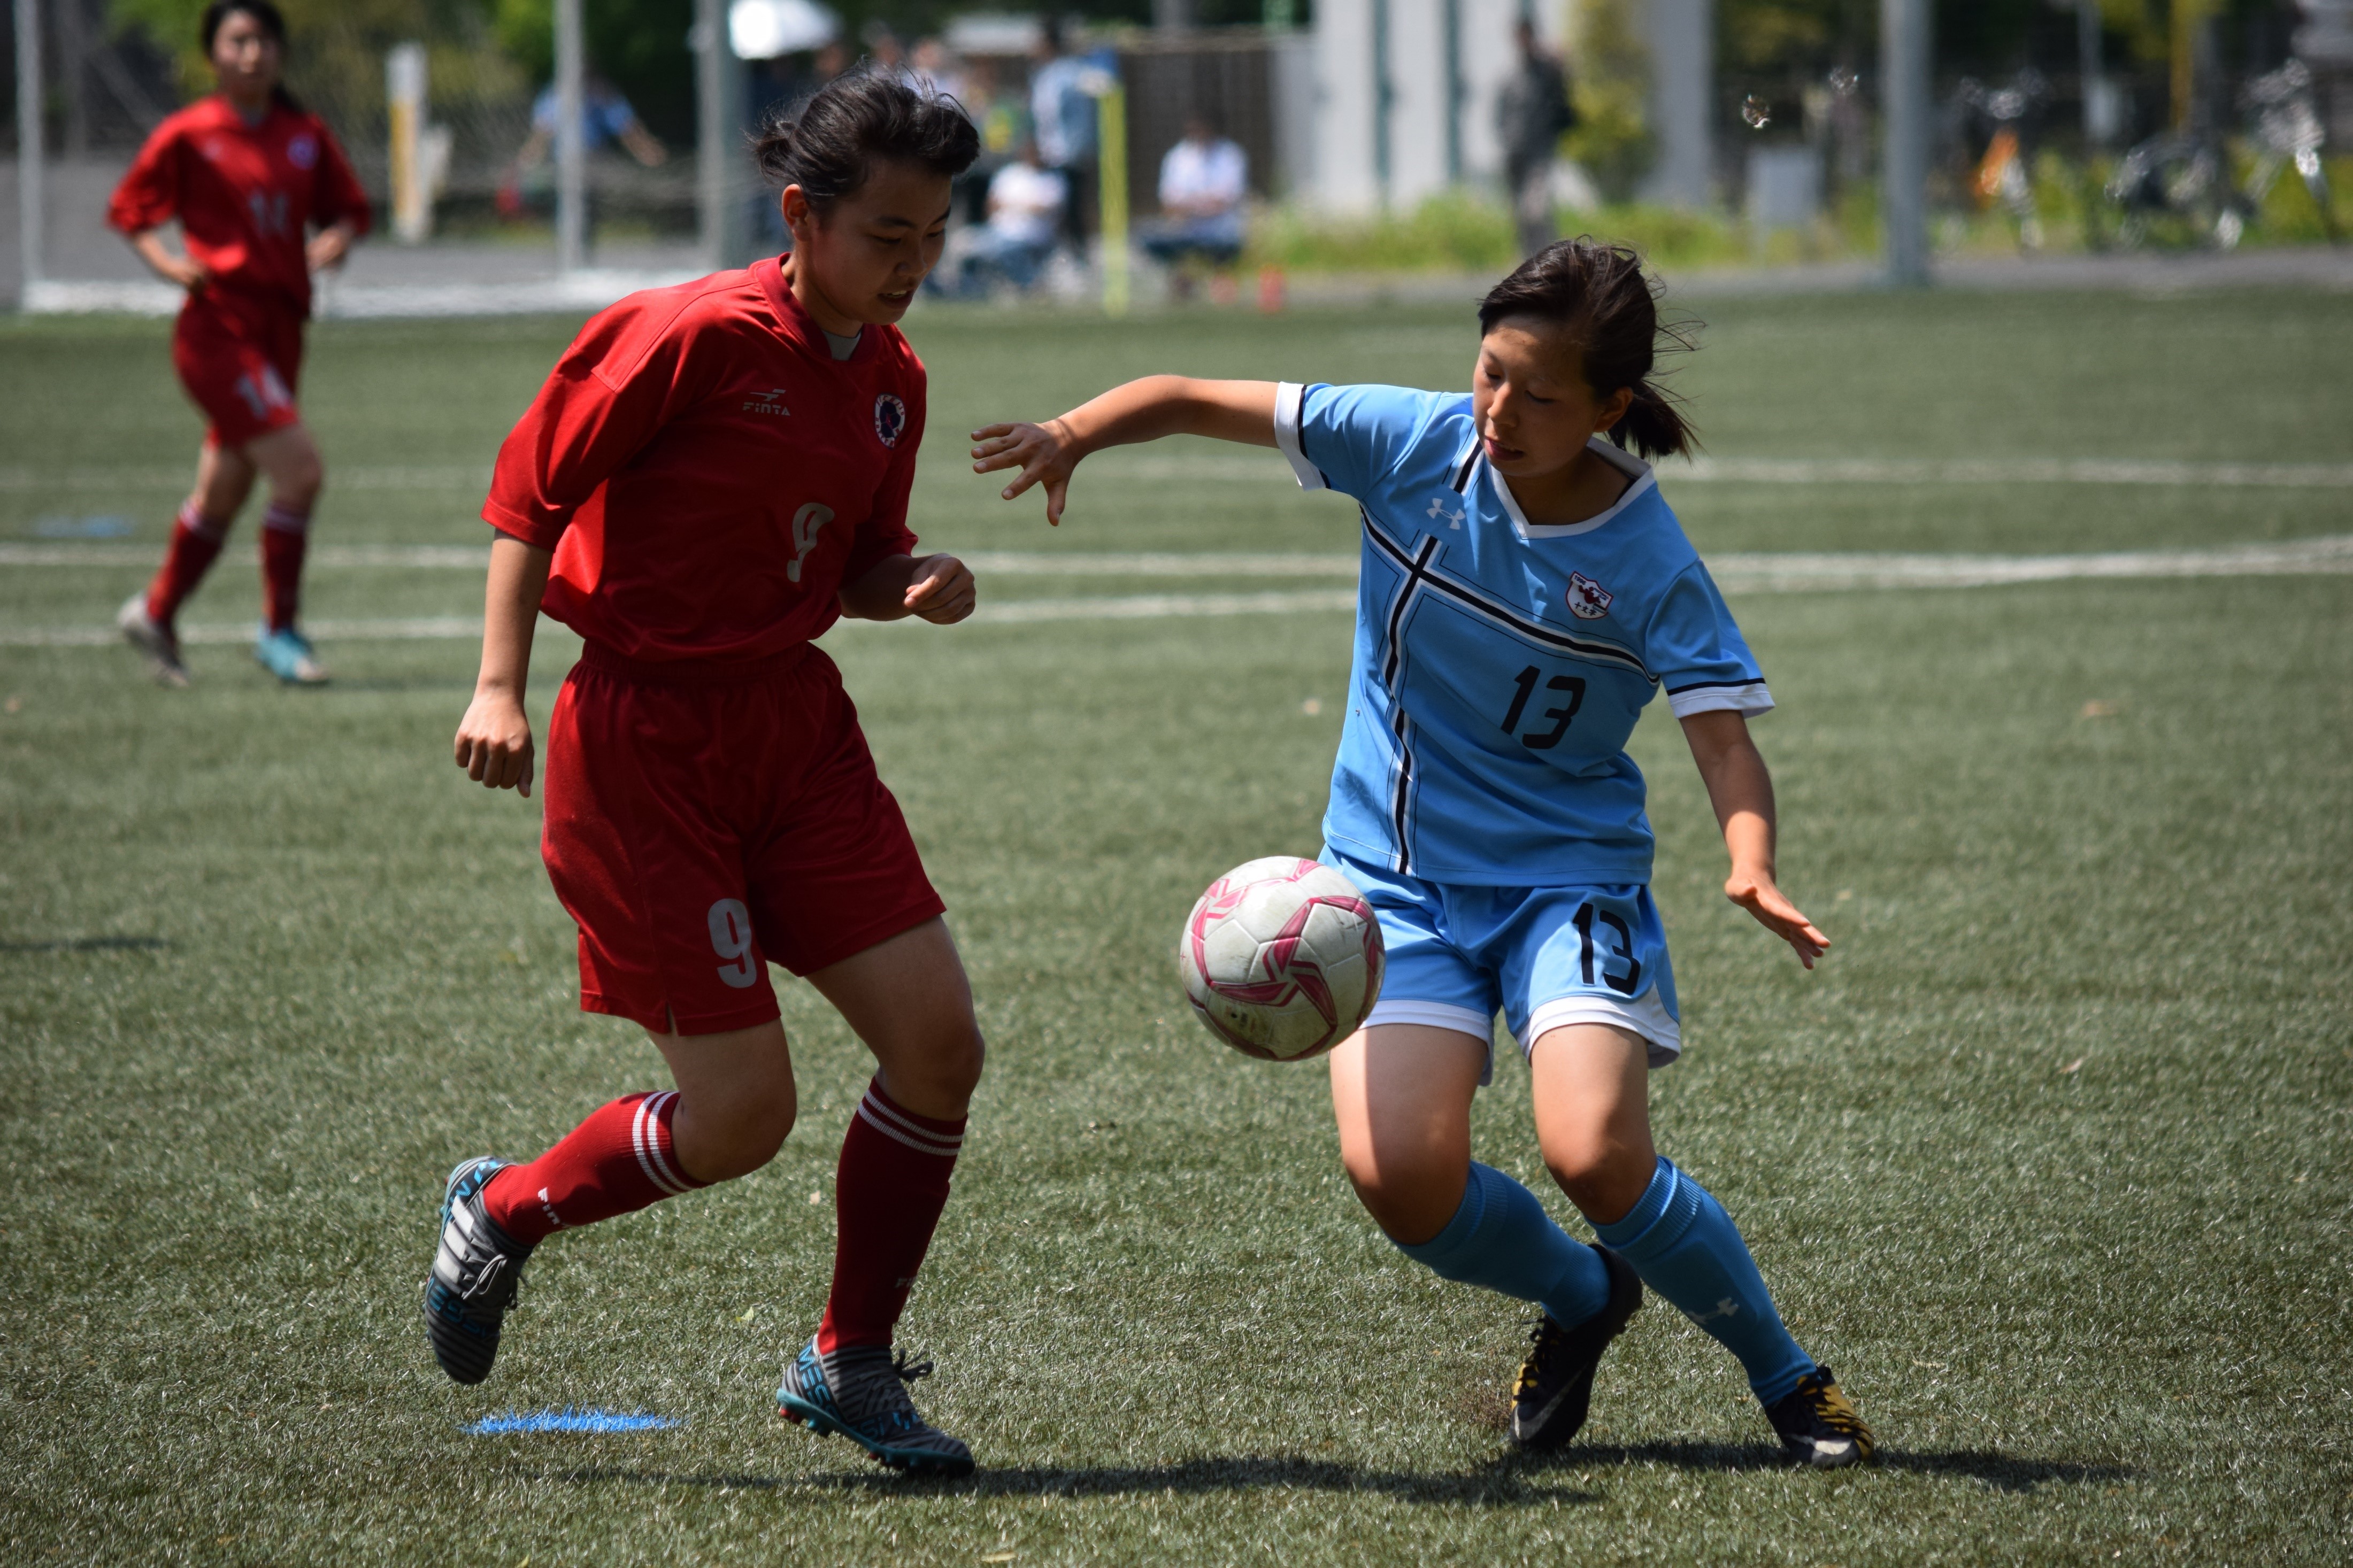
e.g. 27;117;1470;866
694;0;725;271
15;0;43;302
1371;0;1390;204
1443;0;1463;186
1880;0;1929;287
554;0;585;273
1098;81;1129;315
2076;0;2106;149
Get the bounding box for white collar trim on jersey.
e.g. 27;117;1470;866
1459;433;1657;540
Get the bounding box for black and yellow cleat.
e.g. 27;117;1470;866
1763;1365;1875;1469
1508;1244;1643;1449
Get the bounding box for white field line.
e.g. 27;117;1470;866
8;455;2353;495
5;537;2348;650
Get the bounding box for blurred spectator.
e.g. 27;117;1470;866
943;138;1067;297
1496;20;1575;258
1140;115;1247;301
498;73;667;221
863;22;919;89
1030;19;1099;251
956;58;1028;226
910;37;967;105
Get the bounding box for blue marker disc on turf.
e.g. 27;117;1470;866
466;1407;679;1435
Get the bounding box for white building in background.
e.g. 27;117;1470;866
1305;0;1715;213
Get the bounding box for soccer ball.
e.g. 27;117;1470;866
1178;856;1386;1061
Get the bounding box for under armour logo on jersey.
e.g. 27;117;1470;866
1566;571;1613;620
1426;496;1465;529
873;393;908;447
742;387;792;416
786;501;835;583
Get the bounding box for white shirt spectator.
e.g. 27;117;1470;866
987;160;1068;248
1159;136;1246;218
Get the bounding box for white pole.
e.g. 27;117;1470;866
554;0;585;274
1880;0;1931;287
15;0;43;303
695;0;724;271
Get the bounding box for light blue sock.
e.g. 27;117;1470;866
1391;1162;1611;1328
1595;1156;1814;1404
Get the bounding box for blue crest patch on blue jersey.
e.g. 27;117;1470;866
873;393;907;448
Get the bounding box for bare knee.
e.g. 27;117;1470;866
672;1088;796;1184
1341;1144;1468;1246
270;457;324;512
1543;1137;1655;1227
880;1020;985;1119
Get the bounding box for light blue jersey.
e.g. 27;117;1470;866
1275;381;1769;887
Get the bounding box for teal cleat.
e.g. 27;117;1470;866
777;1336;973;1477
255;624;329;685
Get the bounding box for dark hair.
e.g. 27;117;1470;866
201;0;285;50
752;65;979;214
1477;238;1697;460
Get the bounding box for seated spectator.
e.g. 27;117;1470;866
945;139;1067;297
1140;116;1247;301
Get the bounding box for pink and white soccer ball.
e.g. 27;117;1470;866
1178;856;1386;1062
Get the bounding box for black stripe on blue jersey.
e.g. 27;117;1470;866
1449;443;1479;493
1361;516;1651;679
1665;678;1760;696
1373;528;1444;868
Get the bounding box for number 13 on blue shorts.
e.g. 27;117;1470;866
1324;846;1683;1082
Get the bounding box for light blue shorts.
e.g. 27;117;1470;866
1322;845;1682;1085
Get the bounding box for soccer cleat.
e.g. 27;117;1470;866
117;593;190;688
1509;1243;1643;1448
255;625;329;685
1763;1365;1875;1469
422;1156;533;1386
776;1336;974;1477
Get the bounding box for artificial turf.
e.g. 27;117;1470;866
1;284;2349;1565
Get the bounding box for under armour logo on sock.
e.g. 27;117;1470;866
1684;1296;1742;1325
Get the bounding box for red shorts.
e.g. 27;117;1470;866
172;295;304;448
541;642;946;1036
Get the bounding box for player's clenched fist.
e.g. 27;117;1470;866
453;691;535;797
903;553;975;624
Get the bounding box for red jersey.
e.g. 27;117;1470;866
107;95;370;318
484;257;924;665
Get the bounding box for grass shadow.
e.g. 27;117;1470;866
0;935;170;954
525;1455;1600;1508
1563;1441;2131;1493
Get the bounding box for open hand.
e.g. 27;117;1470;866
166;256;209;292
903;553;976;624
971;420;1082;526
1725;868;1829;969
453;690;535;798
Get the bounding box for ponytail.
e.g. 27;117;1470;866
1477;238;1698;461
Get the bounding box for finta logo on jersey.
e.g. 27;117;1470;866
742;387;793;417
873;393;908;448
1566;572;1614;620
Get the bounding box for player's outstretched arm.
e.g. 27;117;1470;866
972;376;1278;526
453;534;552;798
840;552;976;624
1679;709;1830;969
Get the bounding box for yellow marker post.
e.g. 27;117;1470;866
1097;81;1130;317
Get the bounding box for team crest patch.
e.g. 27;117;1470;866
872;393;907;448
286;133;318;170
1566;572;1613;620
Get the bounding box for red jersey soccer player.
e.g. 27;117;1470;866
108;2;368;688
426;71;987;1477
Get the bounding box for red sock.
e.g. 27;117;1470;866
817;1080;966;1353
481;1091;709;1246
260;503;310;632
145;501;229;627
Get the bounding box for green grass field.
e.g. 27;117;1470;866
2;285;2350;1565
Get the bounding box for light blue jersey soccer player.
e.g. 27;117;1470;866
976;240;1873;1467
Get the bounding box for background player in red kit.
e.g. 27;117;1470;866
428;69;988;1477
107;2;369;688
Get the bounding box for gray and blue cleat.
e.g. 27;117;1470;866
776;1336;974;1477
422;1156;533;1385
